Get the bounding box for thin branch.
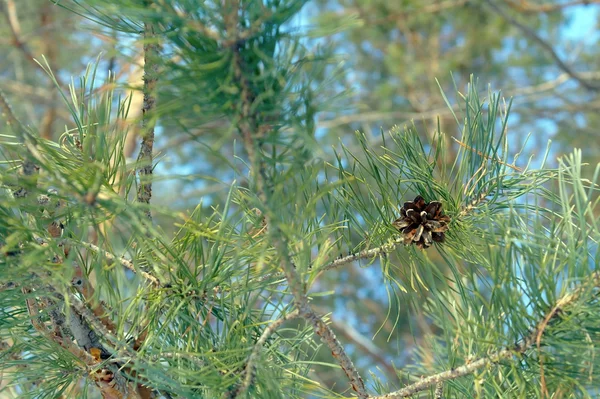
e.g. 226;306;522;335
77;241;161;286
451;136;523;172
320;237;404;273
232;310;300;399
301;306;368;397
136;0;160;221
371;271;600;398
483;0;600;91
315;306;398;379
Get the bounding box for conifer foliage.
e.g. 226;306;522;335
1;1;600;399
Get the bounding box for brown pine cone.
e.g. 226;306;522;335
392;195;450;249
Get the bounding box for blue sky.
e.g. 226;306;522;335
564;5;598;43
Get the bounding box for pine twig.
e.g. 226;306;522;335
77;241;161;286
231;310;300;399
320;309;398;379
136;0;160;221
246;237;405;290
370;270;600;398
302;305;368;397
321;237;404;273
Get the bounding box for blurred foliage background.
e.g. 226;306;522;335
1;0;599;396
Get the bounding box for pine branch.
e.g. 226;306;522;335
72;263;119;336
301;305;367;397
320;309;398;379
136;0;160;221
77;241;161;286
68;299;113;360
247;237;406;290
320;237;404;273
229;10;368;395
70;297;156;397
21;285;131;397
231;309;300;399
370;270;600;398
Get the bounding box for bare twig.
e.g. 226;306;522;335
136;0;160;221
370;271;600;398
483;0;600;91
77;241;161;286
321;237;404;273
232;310;300;398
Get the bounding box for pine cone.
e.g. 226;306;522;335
392;195;450;249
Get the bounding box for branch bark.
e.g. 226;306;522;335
136;0;160;221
